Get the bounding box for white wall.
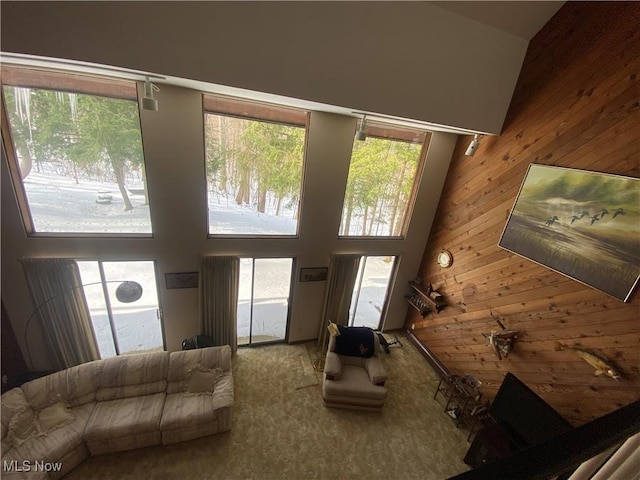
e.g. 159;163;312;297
0;1;529;134
1;82;455;371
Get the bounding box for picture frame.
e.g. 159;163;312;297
299;267;328;282
498;164;639;302
165;272;199;289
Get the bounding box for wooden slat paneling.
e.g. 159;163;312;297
406;2;640;426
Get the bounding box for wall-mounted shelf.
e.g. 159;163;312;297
406;281;446;316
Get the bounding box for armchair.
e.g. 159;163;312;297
322;326;388;411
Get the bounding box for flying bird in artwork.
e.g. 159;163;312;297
570;215;581;224
579;211;590;219
598;208;609;218
545;216;559;226
612;208;626;219
589;214;600;225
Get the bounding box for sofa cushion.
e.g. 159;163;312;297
166;346;231;395
85;392;165;440
37;401;76;434
7;407;39;446
13;402;94;464
21;360;104;409
161;372;233;431
96;351;169;401
322;365;388;400
185;367;223;395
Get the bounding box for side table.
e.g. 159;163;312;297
434;375;483;433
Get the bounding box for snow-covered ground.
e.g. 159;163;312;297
24;171;152;233
22;170;395;353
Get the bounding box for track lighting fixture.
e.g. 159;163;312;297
465;134;481;156
355;116;367;141
142;76;159;111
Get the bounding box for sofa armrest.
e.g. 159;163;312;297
324;352;342;380
365;357;387;386
210;372;234;410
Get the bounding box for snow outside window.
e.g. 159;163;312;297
77;260;163;358
339;122;429;237
203;95;308;236
1;66;152;235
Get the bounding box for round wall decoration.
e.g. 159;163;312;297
437;250;453;268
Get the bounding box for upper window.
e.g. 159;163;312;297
203;94;308;236
1;66;152;235
339;121;429;237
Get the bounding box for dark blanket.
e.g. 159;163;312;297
334;326;375;358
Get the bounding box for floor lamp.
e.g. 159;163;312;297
23;280;143;370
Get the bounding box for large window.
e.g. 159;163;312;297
1;66;152;235
339;121;429;237
203;95;307;236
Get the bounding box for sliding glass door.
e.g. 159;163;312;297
349;256;398;330
238;258;293;346
77;260;164;357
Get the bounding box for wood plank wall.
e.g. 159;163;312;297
405;2;640;426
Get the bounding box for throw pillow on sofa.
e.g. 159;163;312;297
7;407;40;446
185;367;223;395
38;401;76;434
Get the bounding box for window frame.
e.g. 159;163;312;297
1;65;152;238
203;93;310;239
338;121;430;239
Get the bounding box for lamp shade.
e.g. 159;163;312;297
115;281;144;303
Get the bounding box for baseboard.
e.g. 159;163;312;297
405;329;450;378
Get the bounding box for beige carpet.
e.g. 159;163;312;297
65;333;471;479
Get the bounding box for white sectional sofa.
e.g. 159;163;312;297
1;345;233;479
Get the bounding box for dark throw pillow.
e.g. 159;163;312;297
334;326;375;358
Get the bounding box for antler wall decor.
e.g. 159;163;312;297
482;311;521;360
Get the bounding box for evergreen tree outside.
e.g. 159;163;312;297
340;135;423;236
3;83;151;233
204;112;305;235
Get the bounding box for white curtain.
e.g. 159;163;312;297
317;254;361;348
22;258;100;370
200;256;240;354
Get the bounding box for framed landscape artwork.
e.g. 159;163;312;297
299;267;328;282
499;164;640;302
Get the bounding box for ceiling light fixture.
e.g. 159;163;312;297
355;115;367;141
142;76;160;111
465;134;481;156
